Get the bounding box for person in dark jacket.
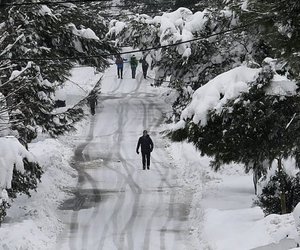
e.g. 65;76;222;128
139;57;149;79
130;54;138;79
88;91;98;115
115;54;124;79
136;130;154;170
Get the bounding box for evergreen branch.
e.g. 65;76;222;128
0;18;272;62
0;67;30;89
4;80;32;101
0;0;173;8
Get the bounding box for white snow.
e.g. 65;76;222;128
265;74;298;96
0;93;10;136
68;23;100;40
38;5;54;16
166;141;299;250
108;7;211;58
173;64;298;129
0;136;35;190
0;138;77;250
108;20;127;36
9;61;32;81
1;59;299;250
0;67;97;250
178;65;260;127
153;8;209;55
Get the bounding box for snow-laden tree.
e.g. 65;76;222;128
107;6;265;120
229;0;300;81
174;0;225;11
0;3;116;143
170;60;300;214
119;0;174;15
0;136;42;224
0;2;116;222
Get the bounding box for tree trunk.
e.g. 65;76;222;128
278;158;287;214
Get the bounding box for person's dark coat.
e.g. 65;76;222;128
136;135;153;153
130;56;138;68
116;56;124;69
141;58;149;71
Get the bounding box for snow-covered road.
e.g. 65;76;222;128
56;64;192;250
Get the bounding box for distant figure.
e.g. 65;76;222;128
140;57;149;79
136;130;154;170
115;54;124;79
130;55;138;79
88;91;98;115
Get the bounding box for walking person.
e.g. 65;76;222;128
140;57;149;79
130;54;138;79
136;130;154;170
115;54;124;79
88;90;98;115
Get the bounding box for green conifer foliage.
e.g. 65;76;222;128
256;171;300;215
171;64;300;213
0;2;116;221
0;3;116;143
234;0;300;80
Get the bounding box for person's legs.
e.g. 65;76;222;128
132;67;136;78
142;67;147;79
146;152;150;169
117;67;120;78
141;152;146;170
90;104;95;115
120;67;123;79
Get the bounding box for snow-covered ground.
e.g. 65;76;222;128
0;66;100;250
0;62;299;250
167;141;299;250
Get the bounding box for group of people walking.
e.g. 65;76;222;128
116;54;153;169
115;54;149;79
88;55;154;170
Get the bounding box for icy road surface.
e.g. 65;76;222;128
56;64;192;250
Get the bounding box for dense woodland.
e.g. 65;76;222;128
0;0;300;221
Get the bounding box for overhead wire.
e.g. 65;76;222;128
100;10;169;18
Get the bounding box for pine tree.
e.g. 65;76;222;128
230;0;300;80
0;3;116;143
0;1;116;221
171;63;300;214
108;6;248;119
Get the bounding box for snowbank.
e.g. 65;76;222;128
0;136;35;190
0;138;77;250
166;140;299;249
0;66;98;249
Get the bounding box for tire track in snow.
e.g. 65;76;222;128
94;99;142;250
146;97;189;250
72;116;120;250
138;98;175;250
64;116;98;250
115;99;142;250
